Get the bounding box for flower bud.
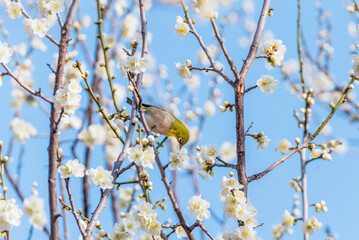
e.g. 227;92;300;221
329;102;335;108
295;138;301;145
148;135;154;143
218;105;226;112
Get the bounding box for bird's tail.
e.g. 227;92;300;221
126;97;132;105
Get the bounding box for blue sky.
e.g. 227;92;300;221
0;0;358;239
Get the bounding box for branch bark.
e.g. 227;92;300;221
48;1;80;239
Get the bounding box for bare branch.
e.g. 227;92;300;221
180;0;234;87
1;63;53;104
64;178;86;237
210;18;240;81
238;0;272;83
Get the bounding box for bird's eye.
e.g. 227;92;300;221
178;137;183;144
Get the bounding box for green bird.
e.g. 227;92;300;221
127;98;190;148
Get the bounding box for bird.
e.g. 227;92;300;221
127;98;190;148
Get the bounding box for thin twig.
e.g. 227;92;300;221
1;63;53;103
180;0;233;87
210;18;240;81
64;178;86;237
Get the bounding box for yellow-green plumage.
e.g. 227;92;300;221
127;98;190;148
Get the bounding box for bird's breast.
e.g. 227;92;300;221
144;107;174;136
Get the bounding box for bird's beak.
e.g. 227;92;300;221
179;144;183;149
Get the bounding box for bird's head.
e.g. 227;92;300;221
169;119;190;149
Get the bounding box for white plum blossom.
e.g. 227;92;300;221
86;166;114;189
191;0;218;19
53;79;82;114
127;145;155;168
6;2;22;19
78;124;107;148
141;148;156;169
220;142;236;162
187;195;210;221
175;16;189;38
352;54;359;76
256;134;270;150
23;18;53;38
128;145;144;165
23;194;47;230
185;74;201;90
261;39;286;67
322;150;332;161
175;60;192;79
58;159;85;178
204;100;216;116
281;59;299;77
29;211;47;230
133;201;162;235
175;226;187;238
59;114;82;131
120;55;148;76
9;118;37;143
168;146;189;170
275;139;292;154
310;148;322;158
121;14;139;40
282;210;294;227
257;75;279;94
115;0;127;16
49;0;65;13
115;187;133;210
302;216;322;234
0;41;14;64
0;199;23;232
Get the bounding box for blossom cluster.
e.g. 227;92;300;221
86;166;114;189
53;78;82;115
0;199;22;232
272;210;296;239
58;159;85;179
220;176;259;239
0;41;14;64
9;118;37;143
23;187;47;230
191;0;218;19
302;216;322;235
196;144;219;179
119;54;148;77
176;59;192;79
109;200;162;239
187;195;211;221
128;145;155;169
174;16;189;38
275;139;292;154
168;146;189;170
78;124;107;148
261;39;286;67
256;75;279;94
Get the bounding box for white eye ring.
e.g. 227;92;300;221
178;137;183;143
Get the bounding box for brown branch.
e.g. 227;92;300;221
248;138;312;182
1;63;53;104
18;5;60;46
180;0;233;87
48;1;81;239
210;18;240;81
64;178;86;237
238;0;272;83
198;221;215;240
244;85;258;93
